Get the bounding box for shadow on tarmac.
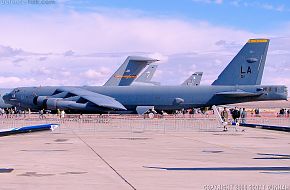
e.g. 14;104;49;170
144;166;290;171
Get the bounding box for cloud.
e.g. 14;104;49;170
192;0;223;4
0;8;289;91
38;57;48;61
81;67;110;80
230;1;287;12
0;11;255;54
13;58;26;63
0;76;36;87
0;45;24;57
63;50;75;56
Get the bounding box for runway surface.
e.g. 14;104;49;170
0;118;289;190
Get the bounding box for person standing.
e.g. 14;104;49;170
241;108;247;124
60;110;65;119
39;109;45;119
221;107;229;131
231;107;240;123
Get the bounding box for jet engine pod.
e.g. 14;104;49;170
57;101;86;110
33;96;48;106
45;98;62;110
45;98;87;110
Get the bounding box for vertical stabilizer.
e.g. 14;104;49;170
181;72;203;86
135;65;158;83
104;56;159;86
212;39;269;86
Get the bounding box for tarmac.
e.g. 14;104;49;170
0;118;290;190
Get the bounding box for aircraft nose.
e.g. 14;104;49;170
3;93;13;103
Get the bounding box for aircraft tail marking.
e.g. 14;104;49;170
212;39;269;86
181;72;203;86
104;56;159;86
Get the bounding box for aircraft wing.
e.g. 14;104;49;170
52;87;127;111
215;90;264;98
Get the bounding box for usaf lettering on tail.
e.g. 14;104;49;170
240;66;252;78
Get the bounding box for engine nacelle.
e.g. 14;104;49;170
33;96;89;111
33;96;48;106
45;98;87;110
57;101;87;110
45;98;62;110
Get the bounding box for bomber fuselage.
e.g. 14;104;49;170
4;85;288;113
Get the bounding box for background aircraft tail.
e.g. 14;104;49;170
181;72;203;86
212;39;269;86
135;65;158;83
104;56;159;86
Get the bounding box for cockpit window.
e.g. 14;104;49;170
13;89;20;93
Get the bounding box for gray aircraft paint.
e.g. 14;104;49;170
181;72;203;86
0;89;12;109
3;39;288;113
135;65;158;82
132;65;160;86
133;66;203;87
212;39;269;86
0;56;156;109
4;85;287;113
104;56;159;86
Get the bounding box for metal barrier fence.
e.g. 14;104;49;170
0;114;221;133
246;117;290;127
0;113;289;133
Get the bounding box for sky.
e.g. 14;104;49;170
0;0;290;88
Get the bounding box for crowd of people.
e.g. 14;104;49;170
220;107;247;131
221;107;247;123
0;107;31;118
0;107;66;120
278;108;290;117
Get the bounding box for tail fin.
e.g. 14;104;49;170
135;65;158;83
181;72;203;86
104;56;159;86
212;39;269;86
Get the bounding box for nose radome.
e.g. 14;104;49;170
2;94;10;102
3;92;14;101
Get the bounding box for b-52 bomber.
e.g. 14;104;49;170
0;56;158;109
3;39;288;114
